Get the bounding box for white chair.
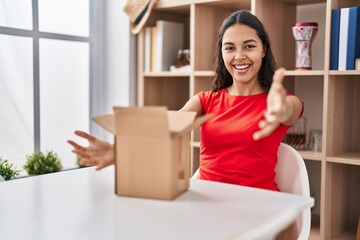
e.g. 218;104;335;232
275;143;311;240
191;143;311;240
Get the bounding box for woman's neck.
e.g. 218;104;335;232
226;82;264;96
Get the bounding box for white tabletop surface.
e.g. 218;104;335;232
0;166;313;240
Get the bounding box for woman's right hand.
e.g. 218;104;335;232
67;130;115;170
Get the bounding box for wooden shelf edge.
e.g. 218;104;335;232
143;71;191;77
191;141;200;148
194;71;214;77
156;0;250;9
326;152;360;166
299;151;323;161
329;70;360;76
284;70;325;76
156;0;192;9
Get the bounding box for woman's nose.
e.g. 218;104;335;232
235;53;247;60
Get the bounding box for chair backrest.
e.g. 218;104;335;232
191;143;311;240
275;143;311;240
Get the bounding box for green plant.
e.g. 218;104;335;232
24;151;63;175
0;157;20;180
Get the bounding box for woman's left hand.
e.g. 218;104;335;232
253;68;291;140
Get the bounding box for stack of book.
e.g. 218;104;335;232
330;6;360;70
144;20;184;72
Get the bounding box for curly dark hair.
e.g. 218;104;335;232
212;11;276;92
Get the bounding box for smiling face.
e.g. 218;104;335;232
222;23;265;93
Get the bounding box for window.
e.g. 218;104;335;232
0;0;99;175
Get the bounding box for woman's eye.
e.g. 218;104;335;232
224;46;234;51
244;45;256;49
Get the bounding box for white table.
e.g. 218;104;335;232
0;166;313;240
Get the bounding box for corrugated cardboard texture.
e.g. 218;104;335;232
93;106;211;200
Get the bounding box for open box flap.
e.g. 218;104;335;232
92;107;212;138
114;106;169;137
92;114;116;134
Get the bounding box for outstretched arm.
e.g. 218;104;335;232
67;130;115;170
253;68;303;141
68;94;202;170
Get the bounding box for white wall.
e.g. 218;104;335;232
92;0;135;141
104;0;131;111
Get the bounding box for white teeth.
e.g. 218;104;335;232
234;65;249;70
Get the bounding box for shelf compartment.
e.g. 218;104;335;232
326;75;360;157
310;213;321;240
305;160;322;230
324;162;360;240
283;76;324;154
155;1;191;13
331;0;360;10
194;76;213;94
143;76;190;110
331;230;358;240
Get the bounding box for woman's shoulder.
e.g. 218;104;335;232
197;89;225;99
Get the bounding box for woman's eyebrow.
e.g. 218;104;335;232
243;39;257;44
223;39;258;45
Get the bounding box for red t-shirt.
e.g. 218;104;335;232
197;89;293;191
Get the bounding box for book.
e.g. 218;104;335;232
144;27;152;72
346;6;360;70
330;8;341;70
356;58;360;70
151;26;157;72
154;20;184;71
338;7;349;70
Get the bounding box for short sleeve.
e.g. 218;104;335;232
197;91;209;114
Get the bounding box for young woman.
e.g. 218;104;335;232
69;11;302;187
68;11;303;239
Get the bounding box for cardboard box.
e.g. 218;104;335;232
93;106;211;200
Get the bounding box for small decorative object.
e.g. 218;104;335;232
283;116;307;150
292;22;318;70
24;151;63;175
0;157;20;181
356;58;360;70
170;49;191;72
307;129;322;152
